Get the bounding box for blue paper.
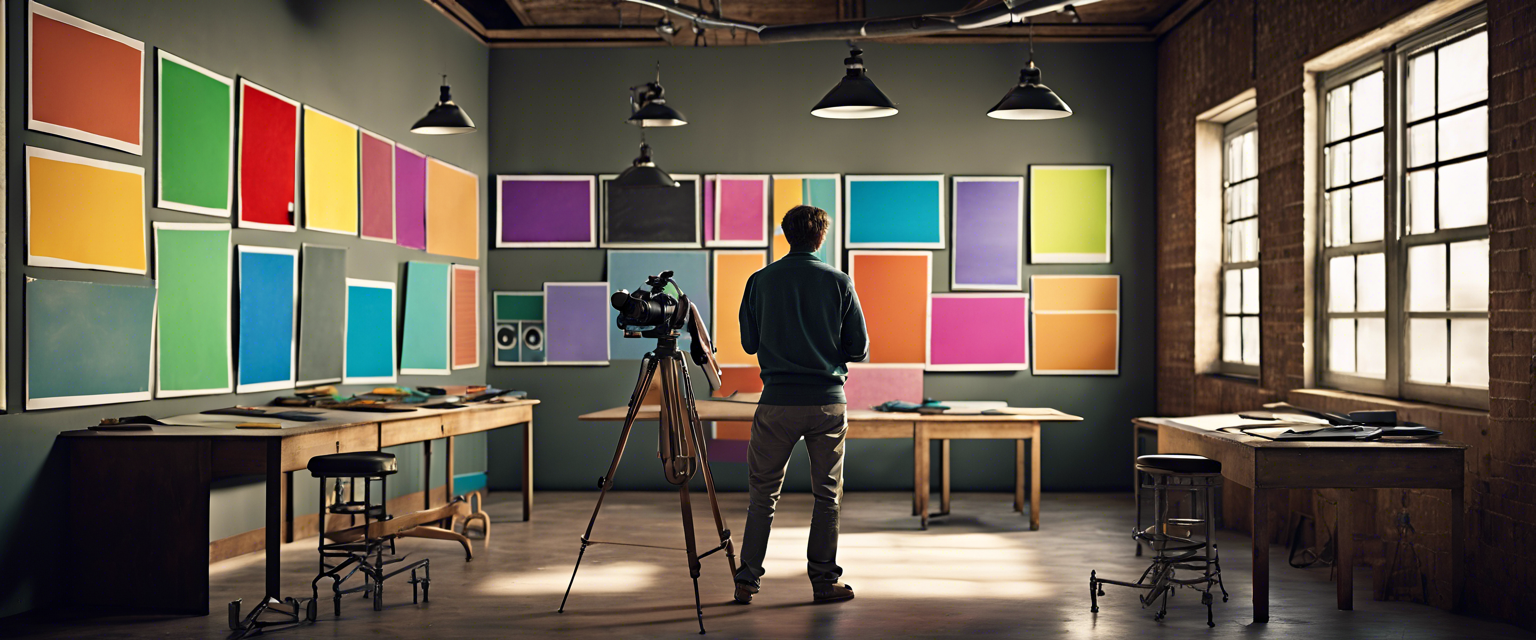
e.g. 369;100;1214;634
606;250;710;360
237;248;298;390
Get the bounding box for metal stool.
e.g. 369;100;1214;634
308;452;430;617
1091;454;1228;626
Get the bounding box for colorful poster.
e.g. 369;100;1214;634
236;246;298;392
395;145;428;250
848;251;931;365
843;364;924;411
770;174;840;268
1031;275;1119;375
296;244;346;385
600;174;702;248
846;175;946;249
452;264;480;370
951;177;1024;290
25;146;146;274
494;292;546;366
1030;165;1111;263
156;50;233;217
706;175;770;247
25;279;156;410
426;157;480;260
154;222;233;397
237;79;299;231
28;2;144;154
607;250;709;360
344;278;397;384
359;130;396;242
543;282;610;366
302;106;358;235
497;175;597;248
928;294;1029;371
712;250;765;366
399;261;451;375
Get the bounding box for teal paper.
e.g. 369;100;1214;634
400;262;451;373
847;178;944;246
26;279;156;409
345;282;396;381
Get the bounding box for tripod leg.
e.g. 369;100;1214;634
679;482;706;634
677;354;740;577
559;355;661;614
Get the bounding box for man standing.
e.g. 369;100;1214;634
733;205;868;604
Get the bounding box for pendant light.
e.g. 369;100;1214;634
411;75;477;134
613;136;679;188
811;45;898;119
988;20;1072;120
629;63;687;127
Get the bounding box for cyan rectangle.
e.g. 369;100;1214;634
847;177;944;247
345;281;395;381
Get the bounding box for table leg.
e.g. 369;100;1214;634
1029;424;1041;531
1252;487;1271;623
281;471;293;543
1451;486;1465;612
915;426;930;529
1337;489;1354;610
265;439;283;600
939;439;951;516
1014;440;1025;513
446;435;456;498
424;438;435;510
522;421;534;522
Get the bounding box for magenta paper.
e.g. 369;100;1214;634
929;294;1029;370
394;146;427;250
716;177;767;244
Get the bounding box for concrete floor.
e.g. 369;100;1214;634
10;491;1533;639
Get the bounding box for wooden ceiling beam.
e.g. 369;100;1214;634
425;0;491;41
504;0;537;26
1153;0;1210;35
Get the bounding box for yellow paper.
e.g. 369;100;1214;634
427;158;479;260
770;178;802;262
303;107;358;235
26;147;146;274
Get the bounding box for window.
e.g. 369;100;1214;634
1221;112;1259;373
1318;9;1488;408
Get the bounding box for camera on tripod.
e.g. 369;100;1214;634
611;270;688;339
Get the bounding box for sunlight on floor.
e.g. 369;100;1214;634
485;560;662;595
758;527;1052;600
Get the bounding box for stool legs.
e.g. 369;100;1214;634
1092;471;1223;625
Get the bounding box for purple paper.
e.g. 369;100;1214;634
544;283;610;363
500;178;593;245
395;147;428;250
703;177;714;243
953;180;1022;287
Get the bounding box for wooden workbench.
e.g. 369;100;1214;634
579;400;1080;529
59;399;537;615
1134;415;1467;623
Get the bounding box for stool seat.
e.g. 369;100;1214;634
309;451;397;477
1136;454;1220;474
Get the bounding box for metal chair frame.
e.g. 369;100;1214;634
309;468;430;617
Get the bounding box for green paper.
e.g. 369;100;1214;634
158;53;232;214
401;262;451;373
496;292;544;321
1030;166;1111;262
156;224;232;395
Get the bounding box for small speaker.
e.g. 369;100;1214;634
495;324;518;349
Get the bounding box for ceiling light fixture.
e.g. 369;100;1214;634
987;19;1072;120
411;75;476;134
811;45;898;119
628;62;687;127
613;137;679;188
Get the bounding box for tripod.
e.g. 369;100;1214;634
558;333;738;634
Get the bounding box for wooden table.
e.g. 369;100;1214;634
59;399;537;615
1134;415;1467;623
579;400;1080;530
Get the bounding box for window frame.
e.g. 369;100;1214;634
1219;111;1260;376
1315;7;1489;410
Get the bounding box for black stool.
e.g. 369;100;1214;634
308;452;430;616
1091;454;1228;626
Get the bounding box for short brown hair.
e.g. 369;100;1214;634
781;205;829;249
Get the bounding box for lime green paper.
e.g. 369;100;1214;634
1030;166;1110;263
157;52;233;215
155;223;232;395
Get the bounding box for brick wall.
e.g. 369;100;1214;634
1157;0;1536;628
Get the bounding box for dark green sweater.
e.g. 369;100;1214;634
738;250;869;405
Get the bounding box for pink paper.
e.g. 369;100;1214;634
359;133;394;241
703;177;714;243
717;178;766;242
843;365;924;410
930;295;1029;369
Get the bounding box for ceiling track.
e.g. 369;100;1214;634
621;0;1102;43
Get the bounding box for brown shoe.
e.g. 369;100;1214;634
734;581;759;604
812;582;854;603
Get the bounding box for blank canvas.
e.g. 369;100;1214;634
497;175;596;248
951;177;1024;290
770;174;840;268
344;278;397;384
846;176;945;249
28;3;144;154
25;278;155;410
452;264;480;370
297;244;346;385
156;50;233;217
400;261;451;375
1031;275;1119;375
544;282;610;366
359;130;395;242
26;146;146;274
929;294;1029;371
236;246;298;392
1030;165;1111;263
154;222;233;397
601;174;701;248
712;250;765;366
426;158;479;260
237;79;299;231
848;251;931;365
494;292;545;366
607;250;709;360
303;106;358;235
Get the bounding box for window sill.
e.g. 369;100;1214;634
1203;371;1260;386
1287;388;1488;426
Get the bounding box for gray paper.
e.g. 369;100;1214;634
297;244;347;385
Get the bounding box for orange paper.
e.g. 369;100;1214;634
452;265;479;369
427;158;480;260
712;251;766;366
1031;275;1119;311
1032;312;1118;373
29;5;144;153
711;365;762;441
26;147;146;274
848;252;931;364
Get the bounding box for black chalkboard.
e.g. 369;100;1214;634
602;176;700;246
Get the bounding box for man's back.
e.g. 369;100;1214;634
739;251;868;406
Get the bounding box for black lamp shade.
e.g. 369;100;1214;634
988;65;1072;120
412;84;476;134
613;143;678;188
811;49;897;119
628;100;687;127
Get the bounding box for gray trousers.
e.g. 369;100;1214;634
734;403;847;587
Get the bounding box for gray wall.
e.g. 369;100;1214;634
485;43;1157;494
0;0;488;617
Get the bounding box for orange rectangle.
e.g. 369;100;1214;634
713;422;751;440
1032;311;1118;374
428;158;480;260
848;252;931;364
26;147;147;274
29;4;144;153
713;251;766;366
712;365;763;396
1031;275;1119;311
452;265;479;369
